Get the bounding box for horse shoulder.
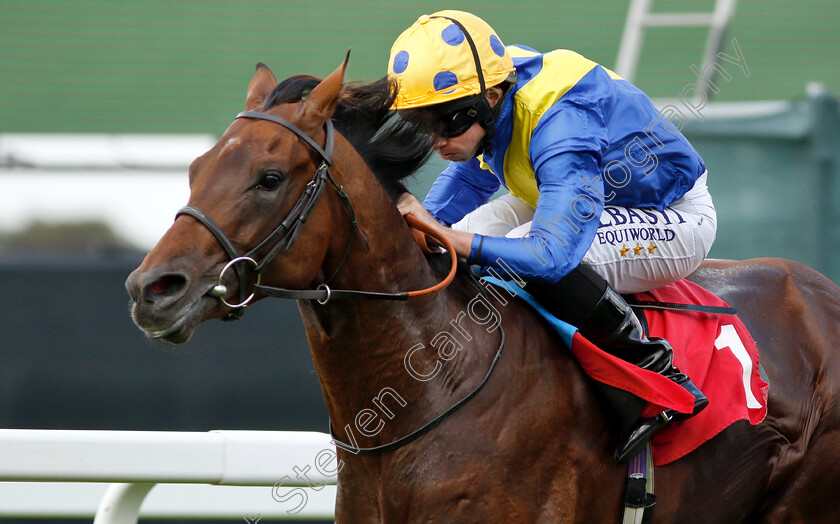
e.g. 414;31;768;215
377;277;627;521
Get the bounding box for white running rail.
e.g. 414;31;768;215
0;429;338;522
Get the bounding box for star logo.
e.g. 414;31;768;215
619;244;629;257
647;242;657;254
633;243;643;256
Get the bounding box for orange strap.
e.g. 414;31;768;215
404;213;459;299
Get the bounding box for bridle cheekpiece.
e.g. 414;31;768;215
176;110;456;321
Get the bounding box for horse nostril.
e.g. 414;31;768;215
147;274;187;299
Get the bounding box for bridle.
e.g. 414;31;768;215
176;108;505;455
176;110;457;320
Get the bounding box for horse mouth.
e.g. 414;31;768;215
131;290;219;344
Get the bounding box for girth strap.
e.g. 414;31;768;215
626;299;737;316
622;442;656;524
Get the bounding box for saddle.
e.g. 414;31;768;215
485;276;769;465
626;280;768;464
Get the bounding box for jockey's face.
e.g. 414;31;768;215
428;86;504;163
431;122;486;162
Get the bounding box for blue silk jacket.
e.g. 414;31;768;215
423;45;706;282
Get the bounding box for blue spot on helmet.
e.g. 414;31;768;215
441;24;465;46
392;50;409;74
433;71;458;91
489;35;505;57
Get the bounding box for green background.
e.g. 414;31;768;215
2;0;839;133
3;0;840;281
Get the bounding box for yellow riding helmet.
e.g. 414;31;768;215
388;10;515;110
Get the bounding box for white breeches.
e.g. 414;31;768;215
452;172;717;293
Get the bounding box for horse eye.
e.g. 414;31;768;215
256;171;283;191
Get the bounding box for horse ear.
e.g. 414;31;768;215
244;62;278;111
300;50;350;123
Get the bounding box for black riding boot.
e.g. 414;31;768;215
527;266;708;463
578;285;709;462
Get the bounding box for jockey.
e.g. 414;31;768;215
389;10;717;462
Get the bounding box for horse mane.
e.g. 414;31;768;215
263;75;434;200
264;75;471;288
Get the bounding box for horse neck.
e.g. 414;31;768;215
298;145;499;446
317;140;443;298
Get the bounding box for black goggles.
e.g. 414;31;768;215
436;105;480;138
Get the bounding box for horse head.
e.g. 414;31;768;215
126;57;364;344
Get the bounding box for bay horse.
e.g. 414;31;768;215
126;57;840;523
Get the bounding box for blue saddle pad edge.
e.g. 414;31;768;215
481;276;577;350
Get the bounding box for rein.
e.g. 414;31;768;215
255;214;457;302
180;109;495;455
176;110;458;319
330;272;506;455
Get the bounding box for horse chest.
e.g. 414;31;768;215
334;430;623;523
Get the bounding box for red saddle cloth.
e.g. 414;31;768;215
639;280;768;464
488;275;768;465
567;279;768;465
608;280;769;465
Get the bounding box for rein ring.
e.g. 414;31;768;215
317;283;332;305
214;256;261;309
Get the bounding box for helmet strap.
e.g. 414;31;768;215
431;15;497;156
474;98;495;156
